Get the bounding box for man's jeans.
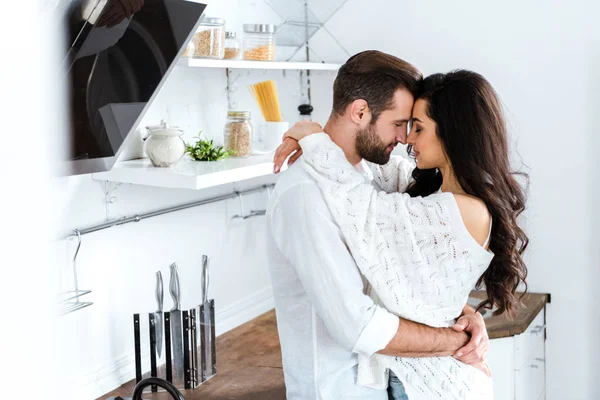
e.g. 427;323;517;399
388;371;409;400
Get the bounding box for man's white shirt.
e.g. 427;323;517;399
266;161;399;400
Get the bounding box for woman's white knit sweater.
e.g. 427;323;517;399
298;133;495;400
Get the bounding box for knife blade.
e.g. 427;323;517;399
169;262;185;384
155;271;164;358
200;255;216;379
202;255;209;304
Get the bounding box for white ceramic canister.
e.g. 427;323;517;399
143;120;186;167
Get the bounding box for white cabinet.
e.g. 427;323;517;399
487;308;546;400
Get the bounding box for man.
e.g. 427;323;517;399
266;50;488;399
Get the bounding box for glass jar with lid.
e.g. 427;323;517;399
223;31;241;60
192;17;226;59
243;24;276;61
224;111;253;157
143;120;186;167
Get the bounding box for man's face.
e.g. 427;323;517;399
356;89;414;165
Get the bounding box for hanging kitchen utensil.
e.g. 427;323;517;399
59;229;93;315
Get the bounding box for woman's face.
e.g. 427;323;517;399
407;99;447;170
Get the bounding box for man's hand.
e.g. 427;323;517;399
451;309;489;365
379;320;470;358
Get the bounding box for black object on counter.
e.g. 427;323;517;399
149;313;158;392
133;314;141;383
107;377;185;400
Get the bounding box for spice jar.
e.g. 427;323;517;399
243;24;276;61
192;17;225;59
224;111;253;157
223;31;241;60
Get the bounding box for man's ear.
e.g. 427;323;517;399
349;99;371;125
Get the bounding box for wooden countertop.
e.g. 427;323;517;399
99;291;549;399
469;291;549;339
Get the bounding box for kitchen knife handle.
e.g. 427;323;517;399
169;263;181;310
202;255;210;304
156;271;163;311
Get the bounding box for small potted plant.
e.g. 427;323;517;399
185;134;234;161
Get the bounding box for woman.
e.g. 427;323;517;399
273;70;529;399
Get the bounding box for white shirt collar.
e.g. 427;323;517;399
355;159;374;182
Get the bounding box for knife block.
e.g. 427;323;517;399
132;305;217;392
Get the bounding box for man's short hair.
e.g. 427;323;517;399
332;50;422;121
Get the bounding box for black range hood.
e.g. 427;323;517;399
59;0;206;175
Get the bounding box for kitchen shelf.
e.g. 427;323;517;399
180;58;341;71
92;155;275;190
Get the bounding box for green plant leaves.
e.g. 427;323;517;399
185;133;235;161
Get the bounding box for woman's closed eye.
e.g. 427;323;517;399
408;126;421;136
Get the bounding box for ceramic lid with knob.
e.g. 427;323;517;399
145;120;185;137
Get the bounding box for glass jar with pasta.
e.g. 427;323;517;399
243;24;276;61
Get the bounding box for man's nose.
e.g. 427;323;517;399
397;130;408;145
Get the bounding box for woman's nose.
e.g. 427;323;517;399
406;131;415;145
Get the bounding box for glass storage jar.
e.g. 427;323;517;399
182;40;195;57
192;17;226;59
243;24;276;61
224;111;253;157
223;31;241;59
143;120;186;167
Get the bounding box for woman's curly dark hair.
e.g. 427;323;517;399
406;70;529;316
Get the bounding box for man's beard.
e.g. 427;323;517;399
355;124;392;165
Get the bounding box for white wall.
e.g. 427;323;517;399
317;1;598;398
585;2;600;397
1;1;61;399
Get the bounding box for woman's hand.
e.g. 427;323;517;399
283;120;324;142
472;360;492;378
273;138;302;174
273;121;324;174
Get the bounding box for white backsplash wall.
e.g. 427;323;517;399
119;66;338;162
55;174;281;399
55;0;342;398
